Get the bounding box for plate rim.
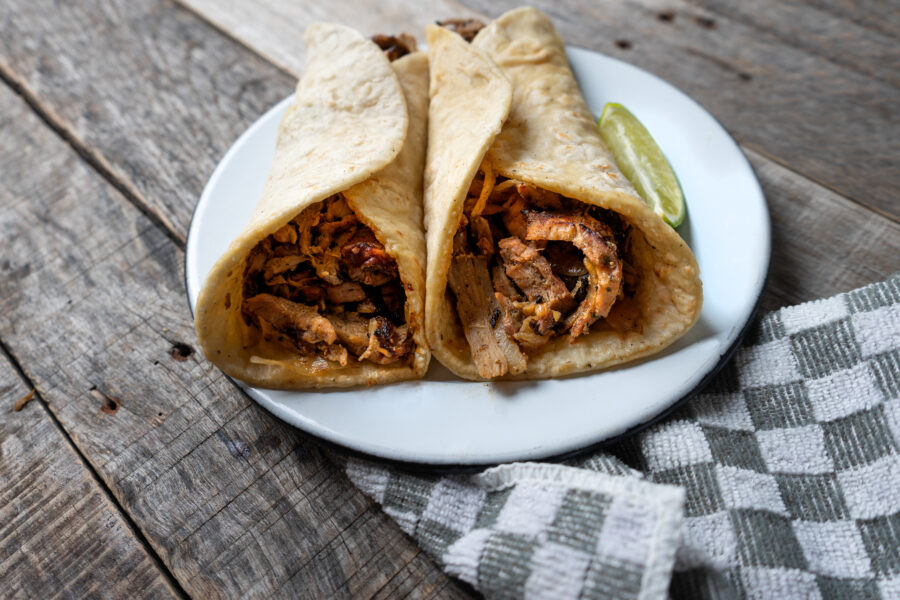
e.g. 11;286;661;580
184;43;771;468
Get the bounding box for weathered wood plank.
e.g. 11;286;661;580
0;81;470;598
687;0;900;87
0;352;179;599
747;148;900;311
797;0;900;40
0;0;293;242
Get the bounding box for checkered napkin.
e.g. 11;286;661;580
345;273;900;599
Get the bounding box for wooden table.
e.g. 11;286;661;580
1;1;897;597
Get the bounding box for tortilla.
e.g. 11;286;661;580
194;24;430;388
424;8;702;380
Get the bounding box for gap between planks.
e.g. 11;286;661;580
0;61;186;249
743;142;899;226
0;337;192;600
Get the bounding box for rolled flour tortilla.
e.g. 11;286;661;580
424;8;702;380
195;24;430;388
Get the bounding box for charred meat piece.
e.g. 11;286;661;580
501;195;528;240
329;313;370;356
326;281;366;304
523;211;623;339
341;229;399;286
263;255;306;281
492;263;521;300
514;182;564;211
372;33;418;61
359;317;414;364
379;280;406;323
470;215;494;256
328;312;412;365
437;18;485;42
498;237;575;329
243;294;336;346
448;253;526;378
545;242;588;278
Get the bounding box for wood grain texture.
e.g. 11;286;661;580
687;0;900;87
176;0;900;308
797;0;900;40
0;80;470;599
746;148;900;310
0;0;293;242
0;353;179;599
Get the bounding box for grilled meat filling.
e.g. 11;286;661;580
241;195;413;366
371;33;417;61
342;228;399;286
447;167;636;378
436;19;486;42
448;237;527;378
523;211;623;337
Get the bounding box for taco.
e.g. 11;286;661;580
194;24;430;388
424;8;702;380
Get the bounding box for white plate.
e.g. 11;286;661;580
186;46;769;466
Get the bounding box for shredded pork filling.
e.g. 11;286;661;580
370;33;417;62
238;40;417;369
447;169;638;378
241;195;413;367
436;19;486;42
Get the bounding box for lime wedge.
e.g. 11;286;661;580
598;103;685;228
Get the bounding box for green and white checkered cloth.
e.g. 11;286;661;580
346;273;900;599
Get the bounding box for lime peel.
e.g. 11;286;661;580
598;102;685;228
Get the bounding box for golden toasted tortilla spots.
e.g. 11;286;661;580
425;8;702;380
194;24;430;388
